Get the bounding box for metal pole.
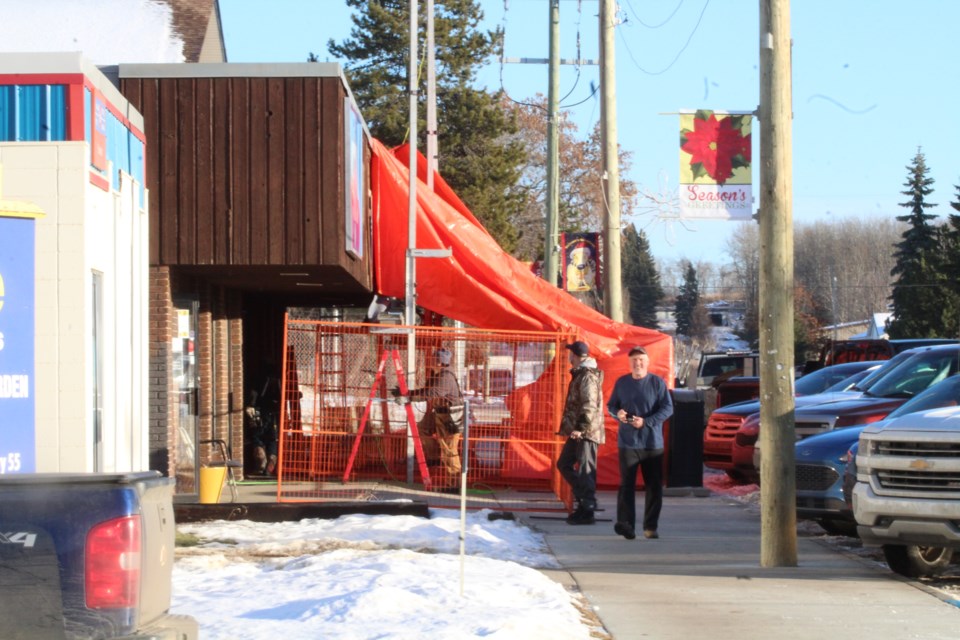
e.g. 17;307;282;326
426;0;437;191
406;0;419;484
758;0;797;567
544;0;560;287
459;400;469;597
599;0;623;322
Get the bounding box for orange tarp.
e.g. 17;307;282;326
370;140;674;488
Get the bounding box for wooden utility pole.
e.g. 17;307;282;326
544;0;560;287
599;0;623;322
758;0;797;567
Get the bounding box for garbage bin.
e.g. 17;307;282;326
667;389;705;487
199;466;227;504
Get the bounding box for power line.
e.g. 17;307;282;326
616;0;710;76
498;0;601;112
620;0;686;29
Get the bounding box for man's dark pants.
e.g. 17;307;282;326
617;447;664;532
557;438;598;511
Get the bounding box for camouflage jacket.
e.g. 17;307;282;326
559;358;605;444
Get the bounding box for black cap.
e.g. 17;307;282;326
566;341;589;357
628;345;648;357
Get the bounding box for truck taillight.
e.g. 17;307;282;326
85;515;141;609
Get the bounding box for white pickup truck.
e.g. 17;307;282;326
852;406;960;577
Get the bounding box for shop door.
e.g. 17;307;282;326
173;299;199;495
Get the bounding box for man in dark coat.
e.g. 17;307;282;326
557;340;605;525
607;345;674;540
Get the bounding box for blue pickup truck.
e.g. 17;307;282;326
0;471;197;639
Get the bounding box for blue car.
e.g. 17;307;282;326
795;374;960;536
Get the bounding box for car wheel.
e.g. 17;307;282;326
815;518;858;537
882;544;955;578
725;469;751;483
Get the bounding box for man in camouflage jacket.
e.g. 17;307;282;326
557;341;605;524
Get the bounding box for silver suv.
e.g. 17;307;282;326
853;406;960;577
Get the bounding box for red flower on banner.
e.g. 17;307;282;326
681;113;751;185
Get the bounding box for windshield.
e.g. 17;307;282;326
866;349;960;399
795;362;879;395
822;368;875;393
701;357;747;378
884;375;960;419
853;350;914;391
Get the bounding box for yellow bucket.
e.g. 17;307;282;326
199;466;227;504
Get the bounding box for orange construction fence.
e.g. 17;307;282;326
276;316;577;511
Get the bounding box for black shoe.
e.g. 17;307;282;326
565;504;585;524
643;529;659;539
567;509;595;525
614;522;636;540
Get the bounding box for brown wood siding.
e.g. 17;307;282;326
212;79;231;264
302;80;321;264
120;74;372;288
320;79;342;267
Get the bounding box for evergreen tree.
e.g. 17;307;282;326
674;261;700;337
621;224;663;328
888;148;945;338
938;181;960;334
328;0;526;252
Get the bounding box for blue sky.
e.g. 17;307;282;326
220;0;960;267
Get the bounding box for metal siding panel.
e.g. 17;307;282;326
51;85;66;140
17;86;37;140
0;86;12;140
41;85;51;141
107;112;116;189
110;111;124;190
132;132;146;204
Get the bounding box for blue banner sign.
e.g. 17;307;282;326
0;216;36;473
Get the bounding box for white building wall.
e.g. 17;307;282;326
0;142;148;472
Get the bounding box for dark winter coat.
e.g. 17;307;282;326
559;358;605;444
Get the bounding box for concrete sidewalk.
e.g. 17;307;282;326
520;491;960;640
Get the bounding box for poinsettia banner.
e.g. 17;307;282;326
679;110;753;220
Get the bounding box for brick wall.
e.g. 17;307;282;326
148;266;173;475
149;269;246;489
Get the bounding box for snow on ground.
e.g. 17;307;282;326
173;475;959;638
711;325;750;351
174;510;597;640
